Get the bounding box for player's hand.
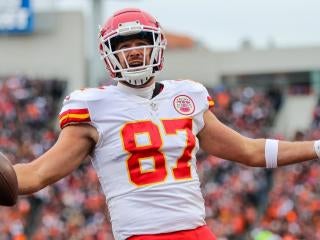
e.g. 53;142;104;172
0;152;18;206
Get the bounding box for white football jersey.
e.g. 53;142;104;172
59;80;214;240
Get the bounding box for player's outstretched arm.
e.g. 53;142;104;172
13;124;98;195
198;110;318;167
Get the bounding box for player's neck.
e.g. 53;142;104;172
117;80;156;99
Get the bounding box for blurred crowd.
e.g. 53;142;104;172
199;86;277;240
0;76;320;240
203;86;320;240
0;76;67;240
257;98;320;240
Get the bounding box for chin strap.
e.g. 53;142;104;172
122;67;153;86
117;81;155;99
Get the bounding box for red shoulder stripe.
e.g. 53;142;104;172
59;108;91;129
207;96;215;109
59;108;89;120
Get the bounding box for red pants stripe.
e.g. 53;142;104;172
127;225;216;240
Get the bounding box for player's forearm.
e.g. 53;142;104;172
248;139;318;167
277;140;317;166
13;163;43;195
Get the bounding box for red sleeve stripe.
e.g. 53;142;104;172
59;108;89;119
59;108;91;128
207;96;215;109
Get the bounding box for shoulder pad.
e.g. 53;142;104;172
176;79;205;92
64;86;109;102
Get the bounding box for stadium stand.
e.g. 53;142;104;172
0;76;66;240
256;98;320;240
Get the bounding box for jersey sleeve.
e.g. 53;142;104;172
207;94;215;110
183;80;215;134
195;82;215;116
58;90;92;129
186;80;214;111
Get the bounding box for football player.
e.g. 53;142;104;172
9;8;320;240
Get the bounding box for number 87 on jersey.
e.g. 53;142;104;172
121;118;196;186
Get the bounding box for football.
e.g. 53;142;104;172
0;152;18;206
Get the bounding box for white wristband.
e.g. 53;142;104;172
265;139;279;168
314;140;320;159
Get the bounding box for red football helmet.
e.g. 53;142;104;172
99;8;167;86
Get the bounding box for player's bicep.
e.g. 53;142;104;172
198;110;256;165
33;124;97;188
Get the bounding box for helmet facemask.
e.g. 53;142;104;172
100;21;166;86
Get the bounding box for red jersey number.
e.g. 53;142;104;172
122;121;167;186
121;118;195;186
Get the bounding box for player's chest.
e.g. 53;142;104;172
92;93;197;122
91;97;197;149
